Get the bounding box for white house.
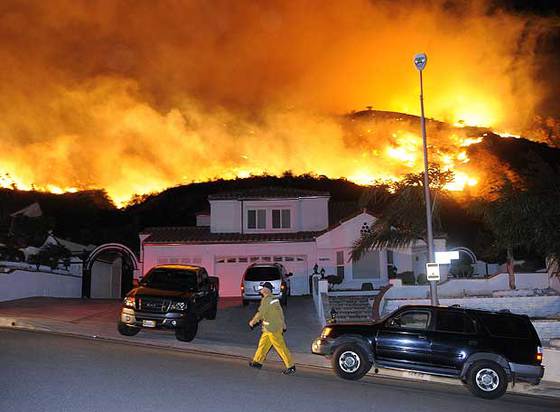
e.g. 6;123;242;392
140;187;444;297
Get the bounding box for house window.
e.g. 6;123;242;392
336;251;345;277
272;209;291;229
247;209;266;229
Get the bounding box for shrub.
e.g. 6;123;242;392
416;273;428;285
449;262;474;278
396;271;415;285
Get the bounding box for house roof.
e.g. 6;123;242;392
142;226;325;244
207;187;330;200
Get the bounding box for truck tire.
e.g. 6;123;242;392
176;318;198;342
466;360;508;399
332;343;372;380
117;322;140;336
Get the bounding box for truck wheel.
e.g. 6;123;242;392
332;344;372;380
467;360;508;399
176;319;198;342
117;322;140;336
206;302;218;320
242;299;249;307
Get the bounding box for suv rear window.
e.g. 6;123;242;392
436;310;477;334
244;266;282;281
477;313;532;339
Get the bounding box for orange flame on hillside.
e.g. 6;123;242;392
0;0;556;206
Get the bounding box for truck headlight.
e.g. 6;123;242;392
123;296;135;308
321;327;333;339
168;301;187;311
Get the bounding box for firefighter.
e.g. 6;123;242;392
248;282;296;375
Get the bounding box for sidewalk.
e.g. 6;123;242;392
1;296;559;399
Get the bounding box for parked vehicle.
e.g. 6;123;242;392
312;304;544;399
241;263;292;306
118;264;219;342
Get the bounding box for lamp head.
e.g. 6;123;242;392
414;53;427;71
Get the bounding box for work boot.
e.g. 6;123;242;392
249;361;263;369
282;366;296;375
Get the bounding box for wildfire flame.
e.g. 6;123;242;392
0;1;556;206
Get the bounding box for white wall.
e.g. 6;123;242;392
383;295;560;318
210;200;241;233
0;269;82;302
209;196;329;234
299;197;329;231
142;241;317;297
384;272;551;300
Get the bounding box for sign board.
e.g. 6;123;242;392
435;251;460;264
426;263;440;281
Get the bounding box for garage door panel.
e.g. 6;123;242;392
214;263;245;297
214;255;310;297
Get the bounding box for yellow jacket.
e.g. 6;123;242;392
251;294;286;333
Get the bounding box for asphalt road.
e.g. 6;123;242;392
1;329;558;412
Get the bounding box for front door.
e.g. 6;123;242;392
376;308;434;366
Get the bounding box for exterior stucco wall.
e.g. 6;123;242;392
142;241;317;297
299;197;329;231
209;197;329;234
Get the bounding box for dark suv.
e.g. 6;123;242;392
312;305;544;399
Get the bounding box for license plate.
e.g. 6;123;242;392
142;320;157;328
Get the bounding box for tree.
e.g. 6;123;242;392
29;243;72;270
472;161;560;286
351;165;454;263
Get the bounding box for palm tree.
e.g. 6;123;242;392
351;166;453;263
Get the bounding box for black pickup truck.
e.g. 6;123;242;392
118;264;219;342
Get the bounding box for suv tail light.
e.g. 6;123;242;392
281;283;286;291
240;282;244;292
537;346;543;362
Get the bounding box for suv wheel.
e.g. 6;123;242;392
467;361;508;399
117;322;140;336
332;344;372;380
175;318;198;342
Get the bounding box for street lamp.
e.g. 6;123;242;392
414;52;439;306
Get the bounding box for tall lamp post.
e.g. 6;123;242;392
414;52;439;306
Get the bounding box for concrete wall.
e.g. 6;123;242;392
543;348;560;382
383;295;560;318
384;272;551;300
0;269;81;302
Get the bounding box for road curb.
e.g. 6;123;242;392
2;319;559;400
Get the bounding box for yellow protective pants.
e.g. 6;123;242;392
252;331;294;368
